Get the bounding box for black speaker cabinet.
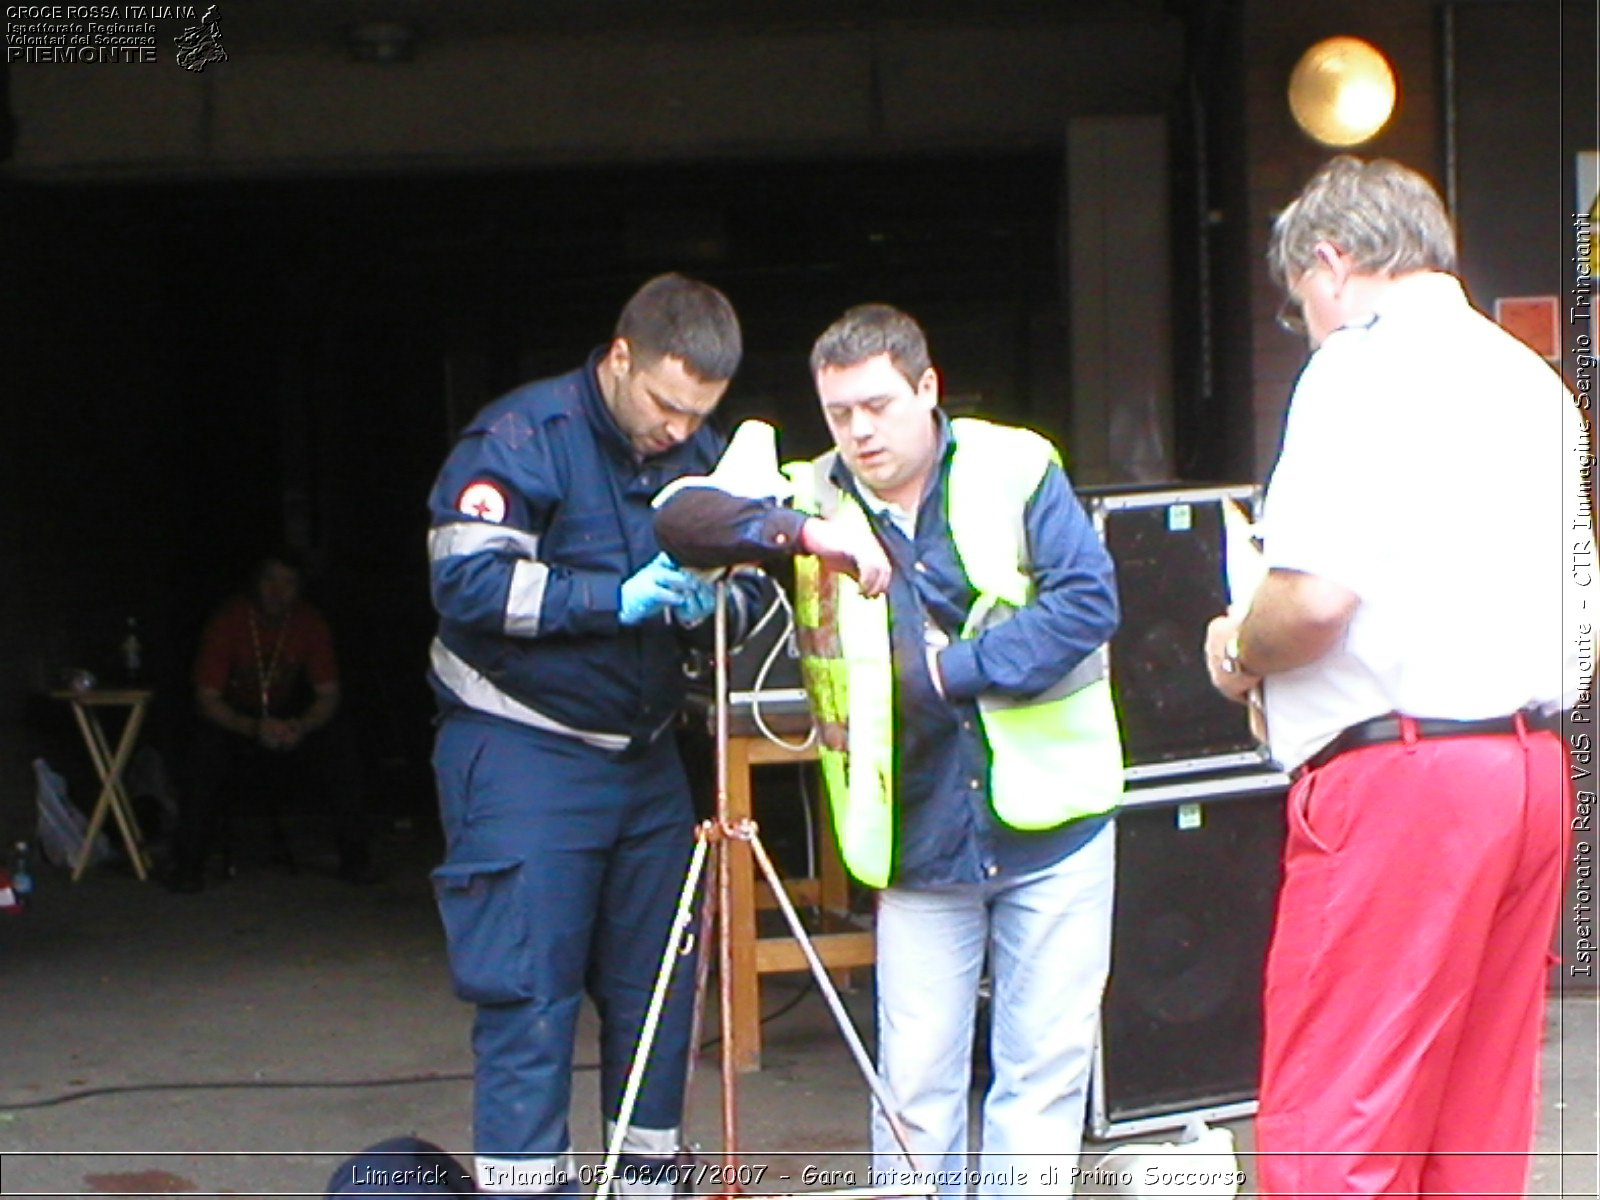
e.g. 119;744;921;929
1083;485;1271;780
1090;770;1289;1138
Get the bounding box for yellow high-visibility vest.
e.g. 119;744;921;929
785;418;1123;888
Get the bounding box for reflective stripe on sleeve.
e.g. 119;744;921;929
505;559;551;636
428;521;541;563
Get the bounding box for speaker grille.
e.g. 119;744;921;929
1094;491;1262;771
1098;777;1287;1126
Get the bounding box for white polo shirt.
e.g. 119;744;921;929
1260;272;1589;770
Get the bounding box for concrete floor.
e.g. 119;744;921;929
1;829;1595;1199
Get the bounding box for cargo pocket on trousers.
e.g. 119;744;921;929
431;858;536;1005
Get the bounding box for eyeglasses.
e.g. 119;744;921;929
1275;293;1307;337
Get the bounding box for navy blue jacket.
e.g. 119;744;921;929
428;349;742;751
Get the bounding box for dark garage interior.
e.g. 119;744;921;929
3;151;1085;817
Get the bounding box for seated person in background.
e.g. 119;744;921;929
169;550;375;892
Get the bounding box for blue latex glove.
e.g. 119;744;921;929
671;574;717;628
619;553;695;626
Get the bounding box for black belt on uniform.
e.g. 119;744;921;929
1302;709;1560;775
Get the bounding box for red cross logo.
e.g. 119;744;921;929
457;482;507;524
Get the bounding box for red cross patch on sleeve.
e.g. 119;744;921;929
457;481;509;524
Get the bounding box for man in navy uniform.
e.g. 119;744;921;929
426;273;756;1197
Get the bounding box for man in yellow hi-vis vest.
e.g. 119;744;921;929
656;304;1124;1197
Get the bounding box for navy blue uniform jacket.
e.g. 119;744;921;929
428;349;742;752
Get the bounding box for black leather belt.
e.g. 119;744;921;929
1303;709;1559;775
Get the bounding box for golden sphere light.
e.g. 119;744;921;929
1288;36;1397;147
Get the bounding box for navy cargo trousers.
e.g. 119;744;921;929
432;714;698;1194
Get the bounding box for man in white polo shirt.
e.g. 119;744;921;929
1205;156;1587;1196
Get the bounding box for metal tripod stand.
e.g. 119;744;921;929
596;577;924;1200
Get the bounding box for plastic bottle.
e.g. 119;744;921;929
11;841;33;897
120;617;143;683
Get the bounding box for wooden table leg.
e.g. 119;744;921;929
69;703;113;882
102;699;151;879
69;699;151;882
725;734;762;1073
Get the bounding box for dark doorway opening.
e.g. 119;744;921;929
5;151;1066;827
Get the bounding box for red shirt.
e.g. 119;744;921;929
193;596;338;717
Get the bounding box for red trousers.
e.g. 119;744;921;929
1256;720;1569;1198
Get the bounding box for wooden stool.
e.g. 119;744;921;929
722;724;874;1072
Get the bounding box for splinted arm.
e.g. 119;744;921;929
655;487;889;597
